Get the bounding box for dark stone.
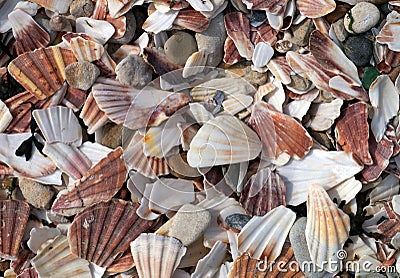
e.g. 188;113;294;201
109;10;136;44
343;35;373;67
225;214;252;232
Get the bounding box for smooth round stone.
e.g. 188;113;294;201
115;54;153;88
225;214;252;232
289;74;312;91
344;2;380;34
65;61;100;91
343;35;373;67
165;31;198;66
19;178;55;209
70;0;94;18
332;18;348;42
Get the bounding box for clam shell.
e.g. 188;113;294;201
224;12;253;59
238;205;296;260
182;51;209;78
0;99;12;133
248;101;312;160
7;46;76;100
252;42;274;68
222;94;253;115
130;233;187;278
92;78;139;125
191;241;227;278
32;106;82;146
51;147;127;215
68;199;154;268
143;9;179;34
306;184;350;273
267;56;292;85
277;149;364;206
31;235;91;278
187;115;262;167
123;132;171;178
173;9;210;32
335;102;372;165
69;37;104;62
240;168;286;216
223;36;241;65
42;142;92;180
376;21;400;52
8;9;49;55
0;200;30;260
296;0;335;18
369;75;399;142
307;98;343;131
76;17;115;45
80;92;109;134
30;0;73;13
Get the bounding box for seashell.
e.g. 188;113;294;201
42;142;92;180
112;44;141;64
185;0;213;11
76;17;115;45
369;75;399;142
80;92;109;134
250;23;278;46
143;9;179;34
252;42;274;68
173;9;210;32
222;94;253;115
18;268;38;278
277;149;364;206
31;235;91;278
0;99;12;133
62;87;87;112
8;46;76;100
8;9;49;55
79;142;113;166
0;200;30;260
307;98;343;131
27;227;61;254
182;51;209;78
335;102;372;165
108;0;138;18
130;233;187;278
68;199;153;268
239;168;286;216
224;12;253;60
242;0;288;14
0;162;13;179
123;132;171;178
106;251;134;274
32;106;82;146
306;184;350;273
266;56;291;85
106;14;126;40
296;0;335;18
361;135;394;183
143;47;182;75
187;115;261;167
167;153;202;178
227;253;266;278
369;174;399;204
223;36;241;65
69;37;104;62
29;0;73;13
376;21;400;52
92;77;139;125
10;248;35;276
191;241;227;278
51;147;127;215
248;101;312;160
91;0;107;20
177;123;200;152
384;46;400;67
238;205;296;260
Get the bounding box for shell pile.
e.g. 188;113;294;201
0;0;400;277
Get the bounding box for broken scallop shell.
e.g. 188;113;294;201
69;37;104;62
30;0;73;13
224;12;253;59
80;92;109;134
173;9;210;32
0;99;12;133
296;0;335;18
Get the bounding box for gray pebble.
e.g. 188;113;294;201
332;19;348;42
289;19;314;47
115;54;153;88
109;11;136;44
195;13;226;67
70;0;94;18
65;61;100;91
344;2;380;34
343;35;373;67
225;214;252;232
168;204;211;246
289;74;312;91
19;178;55;209
100;123;122;148
165;31;198;66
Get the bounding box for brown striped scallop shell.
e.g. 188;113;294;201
80;92;109;134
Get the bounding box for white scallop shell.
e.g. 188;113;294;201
191;241;227;278
252;42;274;68
307;98;343;131
182;51;209;78
27;227;61;254
222;94;253;115
75;17;115;44
0;99;12;132
142;9;179;34
30;0;73;13
186;0;213;11
69;37;104;62
327;177;362;205
369;174;399;204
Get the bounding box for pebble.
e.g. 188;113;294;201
18;178;55;209
49;15;72;32
225;214;251;232
332;19;348;42
164;32;198;66
69;0;94;18
289;19;314;47
168;204;211;246
100;124;123;148
344;2;380;34
109;11;136;44
34;14;57;43
65;61;100;91
289;74;313;91
115;54;153;88
224;61;269;86
195;13;226;67
343;35;373;67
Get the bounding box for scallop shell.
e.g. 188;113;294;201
18;268;38;278
31;235;91;278
173;9;210;32
191;241;227;278
248;101;312;160
143;10;179;34
7;46;76;100
296;0;335;18
307;98;343;131
369;174;398;204
42;142;92;180
306;184;350;273
27;227;61;254
130;233;187;278
222;94;253;115
92;0;107;20
240;168;286;216
187;114;262;167
106;251;135;274
238;205;296;260
267;56;292;85
51;147;127;215
184;0;213;11
123;132;171;178
335;102;372;165
69;37;104;62
8;9;49;55
0;200;30;260
32;106;82;146
277;149;364;206
30;0;73;13
224;12;253;59
0;162;13;179
227;253;266;278
223;36;241;65
182;51;209;78
76;17;115;45
68;199;154;268
369;75;399;142
62;87;87;112
0;99;12;133
10;249;35;276
92;78;139;125
376;21;400;52
108;0;138;18
143;47;182;75
80;92;109;134
251;23;278;46
252;42;274;68
242;0;288;13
